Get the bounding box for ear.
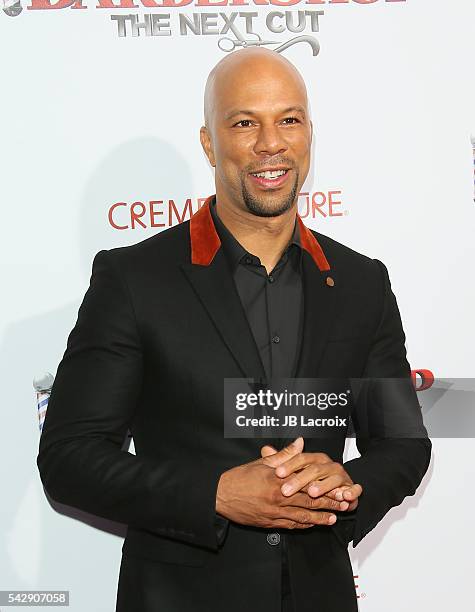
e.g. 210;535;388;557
200;125;216;168
309;119;314;146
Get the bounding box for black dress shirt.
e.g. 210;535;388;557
210;197;303;381
210;196;301;610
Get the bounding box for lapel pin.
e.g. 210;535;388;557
326;276;335;287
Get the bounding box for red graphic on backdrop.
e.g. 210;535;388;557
26;0;406;11
411;369;435;391
108;190;347;230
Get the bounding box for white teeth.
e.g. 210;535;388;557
252;169;287;179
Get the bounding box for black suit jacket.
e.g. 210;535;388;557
37;195;431;612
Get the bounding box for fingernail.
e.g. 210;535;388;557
328;514;337;524
340;501;349;510
308;486;319;497
282;484;293;496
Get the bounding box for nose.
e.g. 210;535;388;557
253;122;288;158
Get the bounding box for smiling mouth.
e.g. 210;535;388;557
248;168;291;189
250;169;288;180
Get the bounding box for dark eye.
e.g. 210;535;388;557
282;117;299;125
233;119;253;127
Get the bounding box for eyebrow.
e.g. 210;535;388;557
224;105;307;121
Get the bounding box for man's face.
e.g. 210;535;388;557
201;57;312;218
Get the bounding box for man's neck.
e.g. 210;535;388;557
214;196;297;275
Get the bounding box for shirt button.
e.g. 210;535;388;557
244;256;252;264
267;532;280;546
272;335;280;344
268;275;274;283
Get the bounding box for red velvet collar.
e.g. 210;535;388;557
190;195;330;271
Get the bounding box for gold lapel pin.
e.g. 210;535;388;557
326;276;335;287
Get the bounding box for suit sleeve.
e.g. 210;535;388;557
37;249;223;551
214;513;230;545
341;258;432;548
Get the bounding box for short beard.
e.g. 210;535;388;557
240;171;299;218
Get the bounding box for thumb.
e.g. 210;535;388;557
261;437;304;468
261;445;278;458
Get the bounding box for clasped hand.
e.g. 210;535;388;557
216;437;362;530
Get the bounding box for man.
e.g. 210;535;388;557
37;48;431;612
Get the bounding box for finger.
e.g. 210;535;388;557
281;465;341;497
305;474;351;498
323;485;352;502
260;445;277;458
287;492;349;512
307;476;363;502
282;507;337;526
341;484;363;501
275;452;330;479
323;484;362;501
292;485;352;511
318;486;360;513
261;437;304;468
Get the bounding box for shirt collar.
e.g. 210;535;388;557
208;195;302;271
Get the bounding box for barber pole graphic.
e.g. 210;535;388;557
33;372;54;433
2;0;22;16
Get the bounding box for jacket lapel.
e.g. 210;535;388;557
181;196;338;381
292;249;338;378
180;197;266;380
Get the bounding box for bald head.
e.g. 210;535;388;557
203;48;309;133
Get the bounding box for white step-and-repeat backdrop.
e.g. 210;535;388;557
1;0;474;609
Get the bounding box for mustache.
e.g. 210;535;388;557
244;158;296;173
